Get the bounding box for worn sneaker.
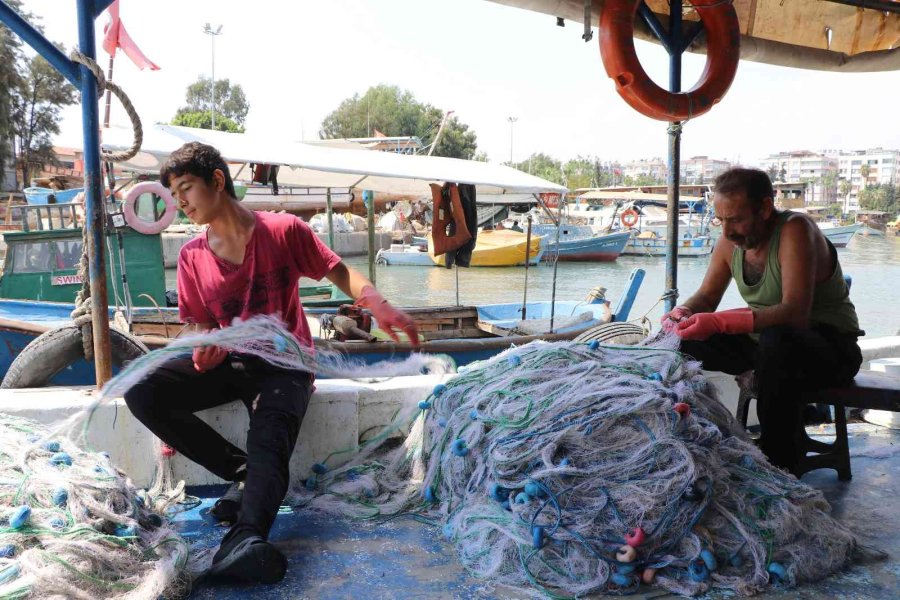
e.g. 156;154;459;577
207;535;287;584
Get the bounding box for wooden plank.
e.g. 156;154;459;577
475;320;518;337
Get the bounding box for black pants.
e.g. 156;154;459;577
680;324;861;470
124;355;312;539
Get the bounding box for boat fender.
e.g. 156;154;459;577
599;0;740;121
123;181;177;235
620;208;639;228
1;325;149;389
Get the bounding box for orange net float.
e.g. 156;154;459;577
620;208;640;228
599;0;741;122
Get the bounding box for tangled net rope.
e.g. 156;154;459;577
0;414;195;600
295;335;866;597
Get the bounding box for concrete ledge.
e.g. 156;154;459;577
0;375;447;489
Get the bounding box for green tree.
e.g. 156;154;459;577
515;153;562;184
319;85;478;159
171;110;242;133
563;156;598;190
11;52;77;187
765;164;778;182
859;163;871;188
858;183;897;214
173;76;249;130
0;0;27;189
839;178;851;202
471;151;489;162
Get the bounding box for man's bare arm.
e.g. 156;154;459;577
679;237;733;314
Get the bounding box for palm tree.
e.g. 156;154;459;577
859;164;871;188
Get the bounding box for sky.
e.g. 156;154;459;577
17;0;900;167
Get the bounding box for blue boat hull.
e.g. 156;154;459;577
542;231;631;262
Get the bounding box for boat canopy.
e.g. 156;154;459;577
576;190;705;203
487;0;900;72
99;124;568;197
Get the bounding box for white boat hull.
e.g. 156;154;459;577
818;223;860;248
622;235;713;257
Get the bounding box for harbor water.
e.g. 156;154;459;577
165;233;900;338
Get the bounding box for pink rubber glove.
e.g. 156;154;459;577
193;345;228;372
661;305;693;333
356;286;420;347
675;308;754;341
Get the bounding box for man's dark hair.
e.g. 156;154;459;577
713;167;773;210
160;142;236;199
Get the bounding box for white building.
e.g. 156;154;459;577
622;158;667;182
758;151;838;205
680;156;731;184
836;148;899;212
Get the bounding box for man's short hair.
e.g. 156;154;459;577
713;167;773;210
160;142;236;199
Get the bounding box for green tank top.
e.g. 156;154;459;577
731;211;861;335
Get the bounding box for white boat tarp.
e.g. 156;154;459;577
100;124;568;197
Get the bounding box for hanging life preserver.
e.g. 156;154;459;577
620;208;640;228
599;0;741;122
123;182;177;235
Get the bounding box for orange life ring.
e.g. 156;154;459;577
123;181;177;235
620;208;640;228
599;0;741;122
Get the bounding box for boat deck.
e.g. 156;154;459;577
177;421;900;599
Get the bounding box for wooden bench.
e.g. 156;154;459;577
735;370;900;481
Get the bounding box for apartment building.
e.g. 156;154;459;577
758;150;839;205
836;148;899;212
680;156;731;184
621;157;667;182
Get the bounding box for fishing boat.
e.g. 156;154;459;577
427;229;544;267
817;222;861;248
23;186;84;205
374;243;434;266
531;224;631;262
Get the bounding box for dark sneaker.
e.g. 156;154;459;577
208;535;287;584
210;481;243;523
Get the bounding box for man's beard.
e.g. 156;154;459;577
728;233;759;249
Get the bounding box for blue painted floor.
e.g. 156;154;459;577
174;422;900;599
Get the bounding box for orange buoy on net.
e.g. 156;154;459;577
599;0;741;122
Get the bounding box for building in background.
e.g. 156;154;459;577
835;148;899;212
621;157;667;183
680;156;731;185
758;150;838;206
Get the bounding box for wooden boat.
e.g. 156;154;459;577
427;230;544;267
817;222;861;248
0;268;646;386
531;224;630;262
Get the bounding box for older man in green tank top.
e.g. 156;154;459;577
662;167;863;474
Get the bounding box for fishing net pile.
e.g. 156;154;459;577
0;316;453;600
296;336;862;597
0;413;194;600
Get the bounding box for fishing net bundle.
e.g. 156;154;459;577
294;335;864;598
0;413;194;600
0;316;453;599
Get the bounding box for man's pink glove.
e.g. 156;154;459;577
193;345;228;372
356;286;420;347
661;305;693;333
675;308;754;341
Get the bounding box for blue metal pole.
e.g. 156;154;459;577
76;0;113;386
663;0;683;312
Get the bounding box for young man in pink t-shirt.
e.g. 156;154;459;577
124;142;418;585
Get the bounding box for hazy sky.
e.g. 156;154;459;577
19;0;900;166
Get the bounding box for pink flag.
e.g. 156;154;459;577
102;1;160;71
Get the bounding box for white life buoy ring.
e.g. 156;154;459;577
123;182;177;235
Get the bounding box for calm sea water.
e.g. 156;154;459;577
166;233;900;338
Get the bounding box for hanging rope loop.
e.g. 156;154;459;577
69;50;143;163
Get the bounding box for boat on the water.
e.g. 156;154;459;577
23;187;84;205
817;222;861;248
531;224;631;262
427;229;544;267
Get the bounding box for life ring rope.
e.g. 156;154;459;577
123;181;177;235
599;0;741;122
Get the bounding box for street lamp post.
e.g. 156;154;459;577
507;116;517;166
203;23;223;129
